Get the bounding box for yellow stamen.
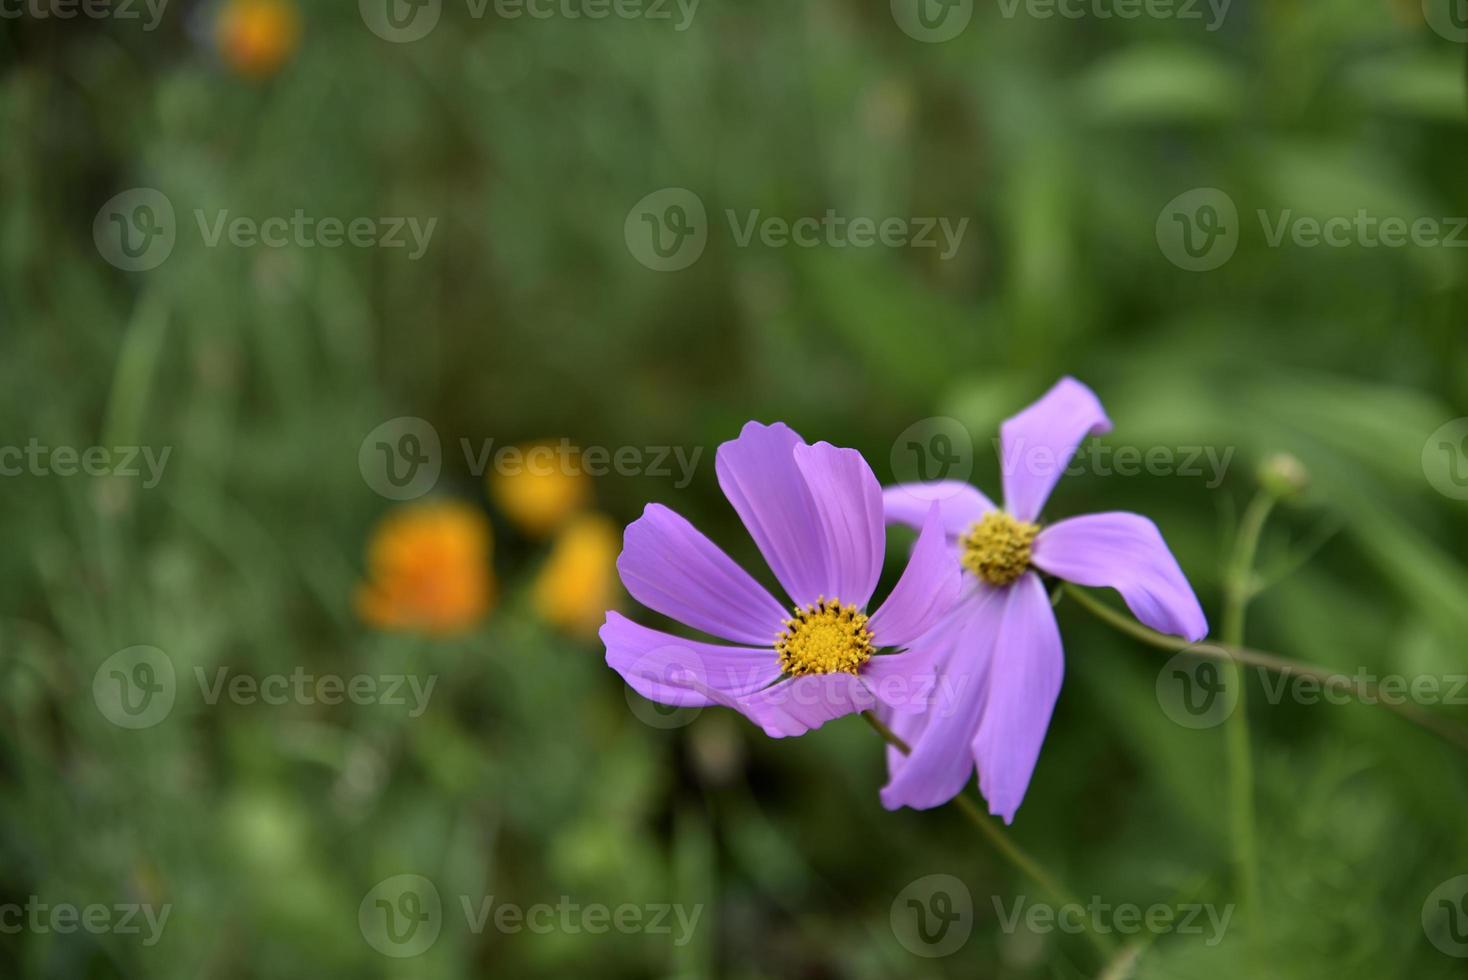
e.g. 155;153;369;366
775;597;874;676
960;511;1040;586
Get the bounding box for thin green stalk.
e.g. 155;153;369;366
1219;491;1273;917
859;711;1117;961
1060;583;1468;753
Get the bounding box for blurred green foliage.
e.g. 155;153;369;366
2;0;1468;977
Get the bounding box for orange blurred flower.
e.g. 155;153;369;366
486;440;593;537
356;501;493;635
532;513;620;638
214;0;300;80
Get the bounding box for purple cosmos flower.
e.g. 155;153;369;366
602;422;963;737
879;377;1208;822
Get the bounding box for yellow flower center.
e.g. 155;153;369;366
960;511;1040;586
775;598;874;676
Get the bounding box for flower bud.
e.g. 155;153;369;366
1258;452;1308;499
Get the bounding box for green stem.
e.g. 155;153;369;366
1060;583;1468;753
860;711;1117;961
1220;491;1273;917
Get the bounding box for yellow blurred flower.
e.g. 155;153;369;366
214;0;300;80
355;501;493;635
487;440;593;537
532;513;621;638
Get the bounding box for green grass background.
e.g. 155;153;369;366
3;0;1468;976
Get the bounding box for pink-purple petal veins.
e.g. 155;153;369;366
999;377;1112;523
878;589;1003;810
868;503;962;648
716;422;829;608
881;481;996;535
971;572;1065;824
1031;511;1209;642
732;673;877;738
617;503;790;645
792;441;886;608
601;612;781;707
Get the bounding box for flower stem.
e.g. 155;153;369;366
1219;490;1273;918
1059;583;1468;753
859;710;1117;961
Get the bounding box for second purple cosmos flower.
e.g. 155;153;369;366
880;377;1209;823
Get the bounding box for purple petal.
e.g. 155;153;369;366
792;441;885;607
616;503;788;645
971;572;1064;824
999;377;1112;522
1032;511;1208;641
716;422;828;608
733;673;876;738
601;612;780;707
882;481;995;535
868;503;963;648
878;590;1002;810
